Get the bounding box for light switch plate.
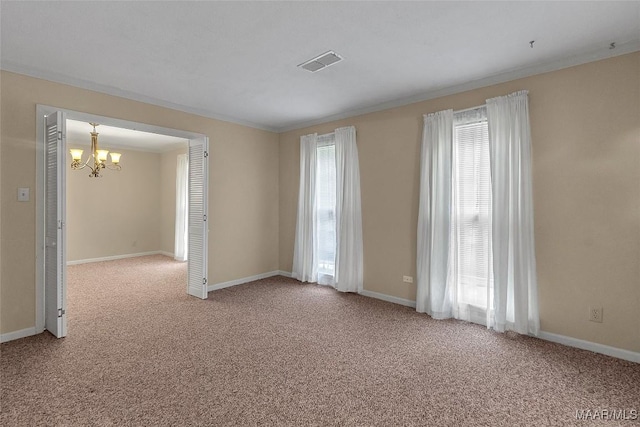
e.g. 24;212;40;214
18;187;30;202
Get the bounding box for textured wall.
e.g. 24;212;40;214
279;53;640;353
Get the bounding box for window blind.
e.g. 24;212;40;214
316;135;336;278
452;109;493;310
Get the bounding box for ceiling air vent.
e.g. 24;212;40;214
298;51;343;73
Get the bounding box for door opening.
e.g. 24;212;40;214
35;105;209;338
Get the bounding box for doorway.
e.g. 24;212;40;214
65;120;189;265
35;105;210;338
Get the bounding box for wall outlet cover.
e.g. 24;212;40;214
18;187;30;202
589;306;603;323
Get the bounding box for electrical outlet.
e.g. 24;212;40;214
403;276;413;284
17;187;30;202
589;306;603;323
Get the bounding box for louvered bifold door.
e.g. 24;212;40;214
187;137;209;299
44;111;67;337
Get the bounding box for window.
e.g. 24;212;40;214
451;108;493;322
316;135;336;282
293;126;363;292
174;153;189;262
418;93;537;333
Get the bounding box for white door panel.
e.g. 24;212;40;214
44;111;67;338
187;137;208;299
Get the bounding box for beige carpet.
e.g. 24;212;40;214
1;255;638;426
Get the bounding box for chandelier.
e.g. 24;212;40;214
69;123;122;177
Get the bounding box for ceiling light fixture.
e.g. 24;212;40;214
298;50;343;73
69;123;122;177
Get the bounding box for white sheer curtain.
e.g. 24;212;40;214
292;133;318;282
334;126;363;293
486;90;539;335
417;93;538;337
416;110;454;318
293;127;363;292
174;154;188;262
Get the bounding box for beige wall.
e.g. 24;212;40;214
66;148;162;262
279;53;640;353
160;147;188;255
0;71;279;334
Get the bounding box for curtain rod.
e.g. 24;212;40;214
454;104;486;114
318;131;334;138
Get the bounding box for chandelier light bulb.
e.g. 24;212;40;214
96;150;109;162
110;152;122;164
69;149;83;161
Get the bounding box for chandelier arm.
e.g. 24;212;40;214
104;164;122;171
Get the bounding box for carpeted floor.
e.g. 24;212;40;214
1;255;639;426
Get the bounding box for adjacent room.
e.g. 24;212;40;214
65;120;190;335
65;120;190;268
1;1;638;426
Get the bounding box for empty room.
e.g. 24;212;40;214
1;1;638;426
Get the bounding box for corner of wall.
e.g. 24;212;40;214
275;133;281;273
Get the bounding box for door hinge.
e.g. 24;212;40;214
58;220;64;229
204;151;209;158
203;214;207;221
203;278;207;285
57;308;65;317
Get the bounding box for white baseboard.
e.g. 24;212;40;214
359;289;417;309
208;270;284;292
159;251;174;258
1;327;37;343
277;273;416;308
537;331;640;364
355;288;638;364
67;251;164;265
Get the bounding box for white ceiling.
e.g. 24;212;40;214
66;119;188;153
1;2;639;132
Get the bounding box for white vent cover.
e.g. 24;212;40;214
298;51;343;73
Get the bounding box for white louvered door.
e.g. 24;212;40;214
187;136;209;299
44;111;67;337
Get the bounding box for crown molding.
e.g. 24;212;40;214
3;40;638;135
277;40;640;133
0;61;279;133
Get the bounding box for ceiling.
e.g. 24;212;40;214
1;2;639;132
66;120;188;153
